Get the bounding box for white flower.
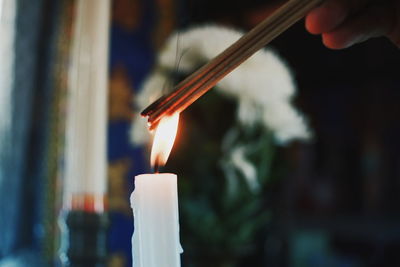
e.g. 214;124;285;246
130;24;313;192
131;24;311;146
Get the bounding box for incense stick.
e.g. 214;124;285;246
142;0;324;129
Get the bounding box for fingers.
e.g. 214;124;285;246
305;0;400;49
305;0;349;34
322;3;398;49
305;0;371;34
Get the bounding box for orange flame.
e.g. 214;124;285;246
150;113;179;169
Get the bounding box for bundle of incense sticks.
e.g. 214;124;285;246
142;0;324;129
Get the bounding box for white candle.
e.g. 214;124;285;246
131;173;182;267
131;113;182;267
64;0;110;212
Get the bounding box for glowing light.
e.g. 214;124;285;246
150;113;179;169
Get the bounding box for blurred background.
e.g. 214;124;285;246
0;0;400;266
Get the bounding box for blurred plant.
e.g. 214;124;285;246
167;91;275;267
131;25;311;266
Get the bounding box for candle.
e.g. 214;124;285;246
131;114;182;267
132;173;181;267
59;1;110;266
63;0;110;212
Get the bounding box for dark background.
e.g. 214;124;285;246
178;0;400;266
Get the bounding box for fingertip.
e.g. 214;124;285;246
305;10;322;34
322;32;353;50
305;1;349;34
322;34;343;49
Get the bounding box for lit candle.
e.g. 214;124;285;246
131;114;182;267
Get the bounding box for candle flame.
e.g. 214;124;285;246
150;113;179;170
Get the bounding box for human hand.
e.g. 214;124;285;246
305;0;400;49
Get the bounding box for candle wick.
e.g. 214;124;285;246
153;156;160;173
